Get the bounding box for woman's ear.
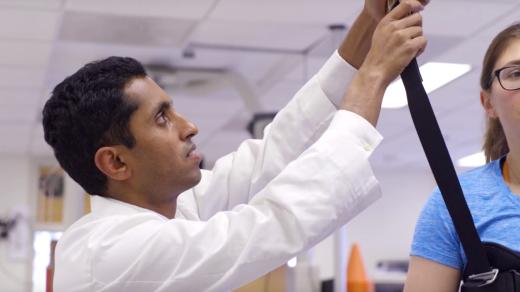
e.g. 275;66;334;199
480;90;498;118
94;146;131;181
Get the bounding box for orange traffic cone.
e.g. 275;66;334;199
346;243;374;292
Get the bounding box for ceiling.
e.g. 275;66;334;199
1;0;520;172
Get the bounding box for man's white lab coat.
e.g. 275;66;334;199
53;51;383;292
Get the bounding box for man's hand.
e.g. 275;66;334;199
361;0;427;86
340;0;427;126
339;0;430;69
364;0;430;22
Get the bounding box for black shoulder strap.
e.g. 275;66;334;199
401;59;491;276
388;0;492;277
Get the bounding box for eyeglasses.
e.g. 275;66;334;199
493;65;520;91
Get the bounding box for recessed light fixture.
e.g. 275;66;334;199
287;257;297;268
457;151;486;168
382;62;472;109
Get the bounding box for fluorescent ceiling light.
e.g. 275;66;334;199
382;62;472;109
287;257;297;268
457;151;485;168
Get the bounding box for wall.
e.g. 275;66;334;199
309;165;436;290
0;155;82;292
343;165;436;281
0;155;34;292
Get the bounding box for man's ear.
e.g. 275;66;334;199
94;146;131;181
480;90;498;118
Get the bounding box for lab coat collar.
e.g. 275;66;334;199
90;195;169;220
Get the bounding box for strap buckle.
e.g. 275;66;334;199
465;268;499;287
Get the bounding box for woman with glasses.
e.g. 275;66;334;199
404;22;520;292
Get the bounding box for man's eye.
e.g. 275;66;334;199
157;112;169;124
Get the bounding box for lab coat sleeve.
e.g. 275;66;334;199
88;111;382;292
176;51;358;220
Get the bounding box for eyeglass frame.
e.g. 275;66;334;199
492;65;520;91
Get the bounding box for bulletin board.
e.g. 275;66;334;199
36;167;64;224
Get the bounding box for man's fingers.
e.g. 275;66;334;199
399;26;423;41
418;0;430;6
395;12;422;30
386;0;424;21
408;35;428;57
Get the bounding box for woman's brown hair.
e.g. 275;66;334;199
481;23;520;162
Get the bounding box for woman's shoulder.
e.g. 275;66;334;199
423;159;509;225
426;159;502;208
457;159;502;195
459;159;498;177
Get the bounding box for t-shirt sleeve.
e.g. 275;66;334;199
410;189;464;270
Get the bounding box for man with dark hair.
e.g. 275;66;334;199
43;57;145;196
44;0;427;291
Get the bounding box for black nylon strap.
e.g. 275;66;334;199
388;0;492;276
400;60;490;275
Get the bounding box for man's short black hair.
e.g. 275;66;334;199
42;56;147;196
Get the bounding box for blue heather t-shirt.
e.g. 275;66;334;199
411;158;520;270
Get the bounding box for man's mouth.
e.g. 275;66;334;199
186;144;196;157
187;144;202;161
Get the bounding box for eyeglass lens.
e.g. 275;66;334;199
498;65;520;90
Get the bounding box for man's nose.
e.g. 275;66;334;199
176;112;198;140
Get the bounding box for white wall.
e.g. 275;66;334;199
0;155;35;292
0;155;81;292
344;166;436;278
310;165;436;289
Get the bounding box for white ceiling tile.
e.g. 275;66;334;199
192;20;328;52
231;54;295;87
175;47;269;70
0;103;39;122
46;42;188;89
0;0;62;10
65;0;215;19
435;102;485;147
167;88;247;144
59;11;196;48
28;124;54;157
0;89;42;104
199;130;251;168
431;6;520;66
211;0;362;25
259;80;302;112
423;1;519;37
0;67;46;89
0;123;31;154
427;70;481;114
283;55;329;82
0;41;53;67
172;48;306;85
370;132;428;169
0;8;60;41
170;90;244;123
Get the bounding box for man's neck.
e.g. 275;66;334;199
142;200;177;219
129;196;177;219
